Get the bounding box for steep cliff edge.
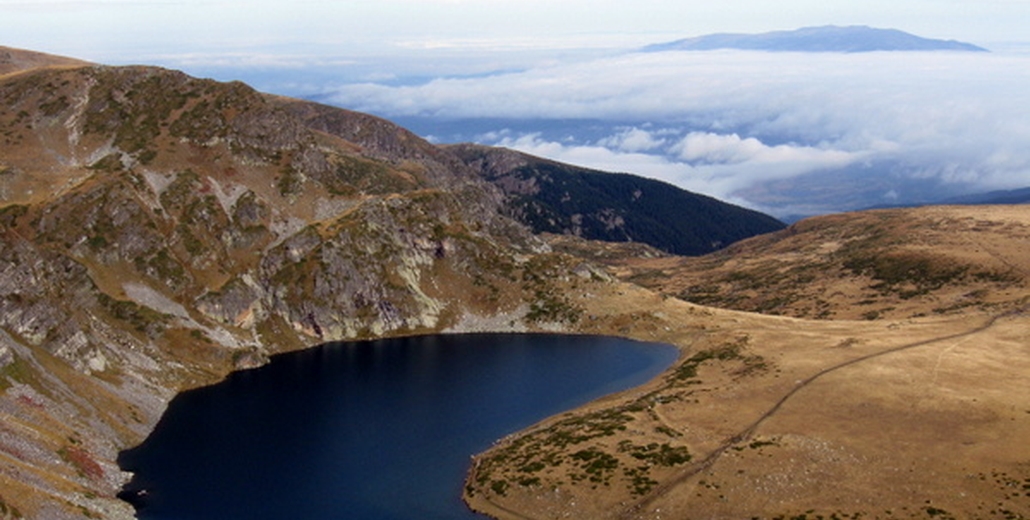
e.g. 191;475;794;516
0;60;593;518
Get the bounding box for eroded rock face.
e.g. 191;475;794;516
0;62;579;518
0;232;95;351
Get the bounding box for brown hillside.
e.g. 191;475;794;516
0;46;91;76
592;206;1030;321
0;61;576;518
2;48;1028;520
465;206;1030;520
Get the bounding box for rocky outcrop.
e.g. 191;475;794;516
0;57;584;518
275;99;477;189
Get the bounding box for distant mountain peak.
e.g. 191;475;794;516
643;25;988;53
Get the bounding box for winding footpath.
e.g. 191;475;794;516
618;303;1029;519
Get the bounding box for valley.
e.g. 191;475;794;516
0;46;1028;520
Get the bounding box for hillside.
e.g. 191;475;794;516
446;144;785;256
0;58;599;518
1;48;1028;520
575;206;1030;321
465;205;1030;520
643;25;988;53
0;46;91;76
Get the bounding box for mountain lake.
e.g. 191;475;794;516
117;333;678;519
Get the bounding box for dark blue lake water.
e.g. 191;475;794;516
117;333;678;519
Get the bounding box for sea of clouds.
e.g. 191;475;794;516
308;49;1030;218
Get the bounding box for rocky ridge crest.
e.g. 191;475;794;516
0;59;589;518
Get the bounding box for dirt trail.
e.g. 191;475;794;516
618;304;1028;519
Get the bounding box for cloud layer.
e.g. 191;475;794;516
325;50;1030;215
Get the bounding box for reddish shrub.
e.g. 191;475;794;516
60;446;104;480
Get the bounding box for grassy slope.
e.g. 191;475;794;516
603;206;1030;321
466;205;1030;520
2;48;1028;520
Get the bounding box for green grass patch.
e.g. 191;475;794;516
619;441;691;466
570;448;620;483
0;494;23;518
0;356;35;392
671;336;760;383
96;292;170;335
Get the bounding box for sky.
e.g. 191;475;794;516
4;0;1030;217
4;0;1028;62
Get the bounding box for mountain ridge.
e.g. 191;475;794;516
589;206;1030;320
0;55;578;518
446;143;786;256
2;46;1028;520
0;45;92;76
643;25;988;53
0;49;773;517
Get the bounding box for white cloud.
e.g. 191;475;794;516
597;127;668;153
328;50;1030;213
674;132;764;164
496;133;687;182
488;131;862;210
672;132;858;170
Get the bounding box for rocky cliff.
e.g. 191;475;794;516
0;58;597;518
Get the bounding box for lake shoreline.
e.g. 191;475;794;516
116;329;678;519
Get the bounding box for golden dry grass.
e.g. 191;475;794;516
467;206;1030;520
596;206;1030;321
